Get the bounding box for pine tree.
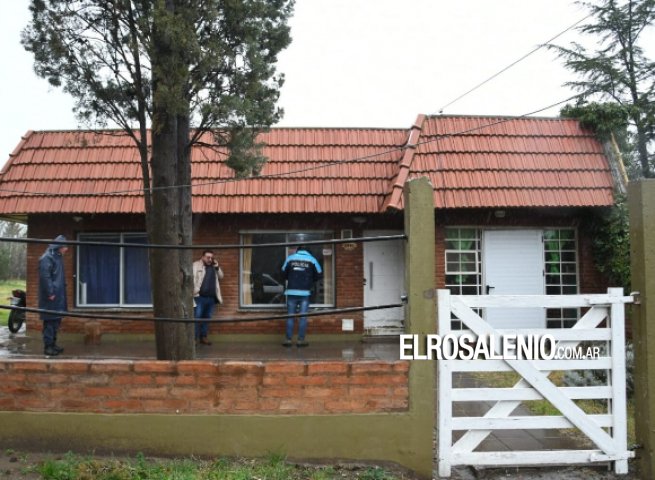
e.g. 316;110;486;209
22;0;294;359
548;0;655;177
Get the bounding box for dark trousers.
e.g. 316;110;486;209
42;318;62;348
194;295;216;339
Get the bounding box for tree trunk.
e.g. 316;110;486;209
635;120;653;178
176;113;195;353
150;115;194;360
149;0;195;360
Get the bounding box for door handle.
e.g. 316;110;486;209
486;285;494;294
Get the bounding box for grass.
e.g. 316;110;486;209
23;452;407;480
470;370;636;446
0;279;26;326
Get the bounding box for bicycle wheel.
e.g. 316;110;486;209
8;309;24;333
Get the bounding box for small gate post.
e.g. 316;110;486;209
403;177;436;478
628;180;655;479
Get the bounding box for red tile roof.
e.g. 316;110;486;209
0;115;615;215
384;115;614;210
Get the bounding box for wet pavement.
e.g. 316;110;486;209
0;325;399;361
0;326;638;478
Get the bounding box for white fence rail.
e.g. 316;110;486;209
437;288;634;477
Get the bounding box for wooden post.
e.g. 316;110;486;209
628;180;655;479
403;177;436;478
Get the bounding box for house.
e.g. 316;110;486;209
0;114;621;337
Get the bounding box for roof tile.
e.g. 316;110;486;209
383;115;614;210
0;116;615;215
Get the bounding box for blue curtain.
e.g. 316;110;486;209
79;235;120;304
123;235;152;304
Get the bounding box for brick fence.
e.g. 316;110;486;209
0;359;409;415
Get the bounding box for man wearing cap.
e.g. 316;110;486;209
38;234;69;356
281;245;322;347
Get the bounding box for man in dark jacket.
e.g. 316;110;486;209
38;234;68;356
281;245;322;347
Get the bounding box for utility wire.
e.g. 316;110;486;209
0;234;406;250
0;234;407;322
0;303;404;324
416;92;585;151
0;91;589;199
0;144;404;197
436;13;592;114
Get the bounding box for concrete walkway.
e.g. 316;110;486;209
0;327;398;361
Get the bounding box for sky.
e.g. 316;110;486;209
0;0;651;167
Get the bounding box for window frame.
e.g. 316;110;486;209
239;229;336;309
543;228;580;328
76;232;152;308
444;227;483;330
444;227;483;296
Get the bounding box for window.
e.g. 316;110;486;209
77;233;152;307
240;232;334;308
544;228;579;328
445;228;482;295
445;228;482;329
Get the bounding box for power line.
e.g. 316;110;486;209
0;91;588;199
0;234;406;250
1;302;404;324
418;93;585;151
0;142;405;197
426;94;586;211
436;14;592;114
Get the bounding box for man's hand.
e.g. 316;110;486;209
48;295;55;301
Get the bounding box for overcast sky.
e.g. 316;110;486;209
1;1;651;166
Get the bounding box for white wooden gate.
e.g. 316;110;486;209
437;288;634;477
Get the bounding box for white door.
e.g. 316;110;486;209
363;230;405;334
483;229;545;328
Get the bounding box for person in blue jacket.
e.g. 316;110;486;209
38;234;69;356
281;245;322;347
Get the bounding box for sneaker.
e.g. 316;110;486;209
44;346;59;357
54;345;64;354
199;337;212;345
282;339;293;347
296;340;309;348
